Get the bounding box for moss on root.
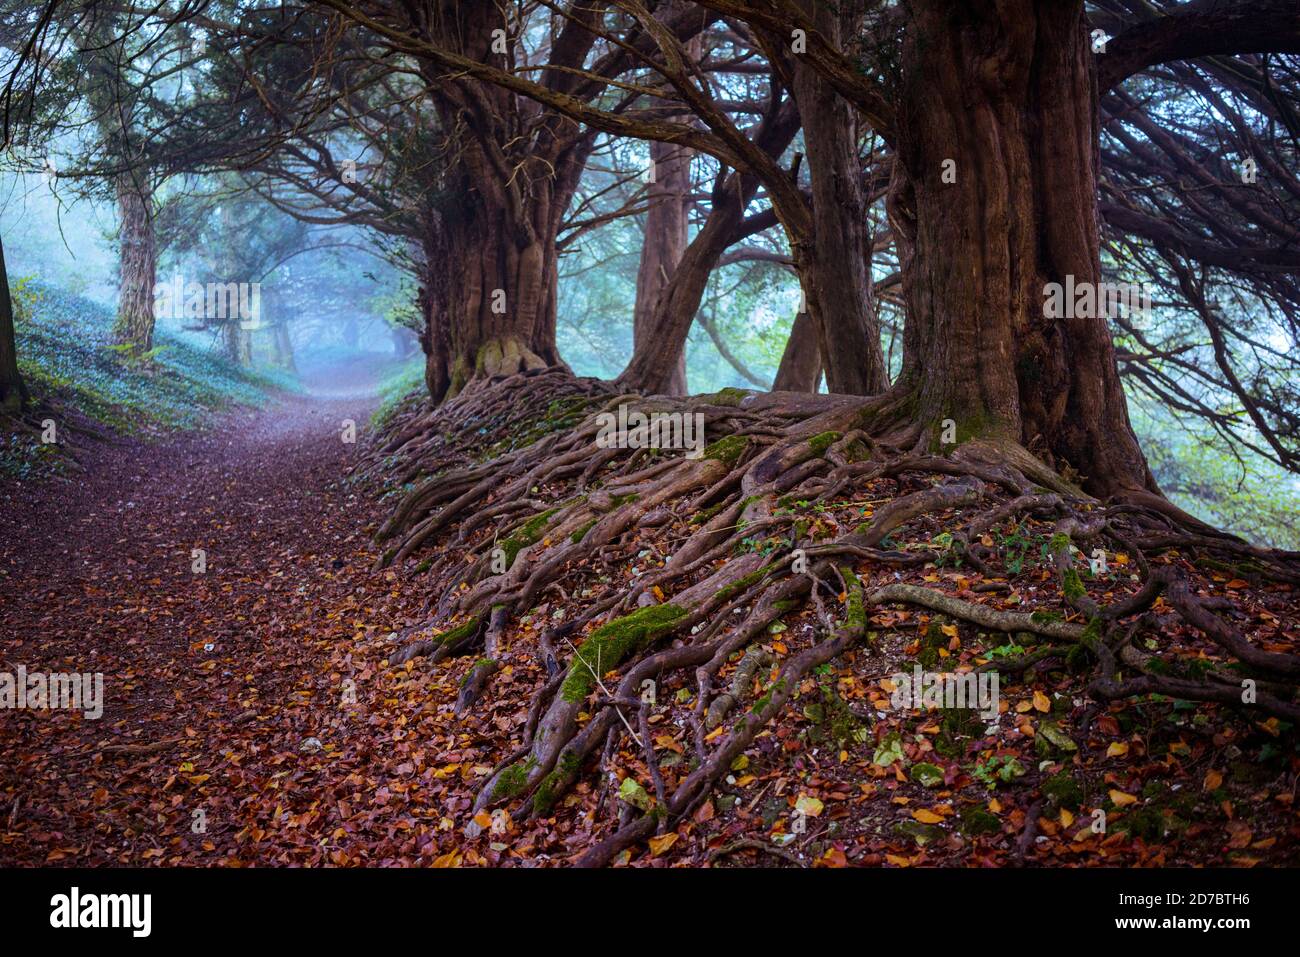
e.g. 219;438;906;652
840;565;866;630
570;519;599;544
701;387;751;407
492;756;539;801
498;507;560;569
531;750;583;816
703;435;749;467
560;604;688;703
460;658;497;688
1061;566;1086;601
713;564;776;603
1047;532;1072;556
808;431;842;456
430;614;484;651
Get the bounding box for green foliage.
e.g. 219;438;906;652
1131;398;1300;549
973;754;1026;788
370;359;424;429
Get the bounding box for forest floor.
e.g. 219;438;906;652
2;373;1298;867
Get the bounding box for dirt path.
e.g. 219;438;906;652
0;391;437;865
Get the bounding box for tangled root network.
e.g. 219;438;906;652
355;368;1300;867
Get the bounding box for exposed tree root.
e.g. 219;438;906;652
360;369;1300;865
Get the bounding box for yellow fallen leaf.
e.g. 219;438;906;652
1109;789;1138;807
912;808;943;824
648;833;678;857
1204;769;1223;790
1033;691;1051;713
735;774;756;787
940;624;958;638
1106;742;1129;757
431;850;462;868
1059;808;1075;827
795;795;824;817
473;810;492;828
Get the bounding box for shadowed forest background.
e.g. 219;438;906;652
1;0;1299;870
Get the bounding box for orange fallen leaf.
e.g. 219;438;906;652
648;833;678;857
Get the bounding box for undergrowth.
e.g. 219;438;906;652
2;279;296;478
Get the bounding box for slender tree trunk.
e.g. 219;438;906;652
617;175;756;394
0;235;27;414
632;139;692;395
893;0;1154;496
790;0;887;396
773;308;822;392
112;174;156;355
273;323;297;372
223;322;252;366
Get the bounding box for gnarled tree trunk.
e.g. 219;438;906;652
435;191;563;400
416;1;595;403
893;0;1154;496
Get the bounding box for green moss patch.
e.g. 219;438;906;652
560;604;687;703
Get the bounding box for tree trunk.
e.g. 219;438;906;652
616;174;756;395
273;323;297;372
632;139;692;395
893;0;1154;497
417;3;592;403
0;235;27;414
223;321;252;366
790;0;887;397
435;198;563;400
773;308;822;392
112;174;156;355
